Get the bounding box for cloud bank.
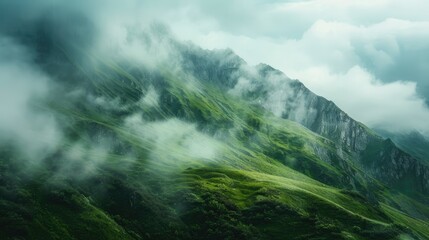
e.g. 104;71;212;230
161;0;429;134
0;0;225;172
1;0;428;144
0;37;61;161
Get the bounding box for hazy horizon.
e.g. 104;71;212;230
1;0;429;135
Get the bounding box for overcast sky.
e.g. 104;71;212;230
154;0;429;134
1;0;429;135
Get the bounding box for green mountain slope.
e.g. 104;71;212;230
0;19;427;240
1;44;429;240
222;62;429;198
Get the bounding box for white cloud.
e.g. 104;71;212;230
166;5;429;134
0;37;62;161
293;66;429;133
2;0;429;135
124;115;221;163
138;85;160;108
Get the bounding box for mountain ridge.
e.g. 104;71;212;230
196;52;429;196
1;26;429;239
376;129;429;165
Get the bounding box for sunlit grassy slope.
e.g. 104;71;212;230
1;58;428;240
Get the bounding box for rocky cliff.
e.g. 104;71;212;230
252;65;429;195
192;56;429;196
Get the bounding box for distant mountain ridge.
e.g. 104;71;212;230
376;129;429;165
1;25;429;239
179;45;429;196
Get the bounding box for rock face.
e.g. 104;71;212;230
251;66;429;195
376;129;429;164
281;80;373;153
367;139;429;194
176;44;429;195
287;84;429;194
183;52;428;195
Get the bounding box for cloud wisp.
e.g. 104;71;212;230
0;0;226;176
164;0;429;134
2;0;429;170
0;37;62;162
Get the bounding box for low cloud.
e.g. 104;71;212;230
171;1;429;134
2;0;428;169
294;65;429;133
0;0;223;175
124;115;221;171
0;37;61;161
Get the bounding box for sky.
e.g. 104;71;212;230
143;0;429;134
1;0;429;135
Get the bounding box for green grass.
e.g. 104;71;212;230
174;167;400;239
1;56;428;239
382;204;429;239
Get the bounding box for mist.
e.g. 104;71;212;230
2;3;429;239
0;36;61;162
2;0;428;181
0;0;229;180
160;0;429;135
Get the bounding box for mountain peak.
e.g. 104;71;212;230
2;23;429;240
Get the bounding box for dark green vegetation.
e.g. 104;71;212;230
1;40;429;239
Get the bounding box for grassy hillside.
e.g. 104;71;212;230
1;57;428;240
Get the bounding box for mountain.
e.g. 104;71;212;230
1;27;429;240
194;58;429;196
181;44;429;197
375;130;429;165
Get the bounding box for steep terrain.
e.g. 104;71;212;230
1;28;429;240
216;60;429;197
376;130;429;165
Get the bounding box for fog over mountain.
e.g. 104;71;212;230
2;0;429;135
1;1;429;239
159;0;429;135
